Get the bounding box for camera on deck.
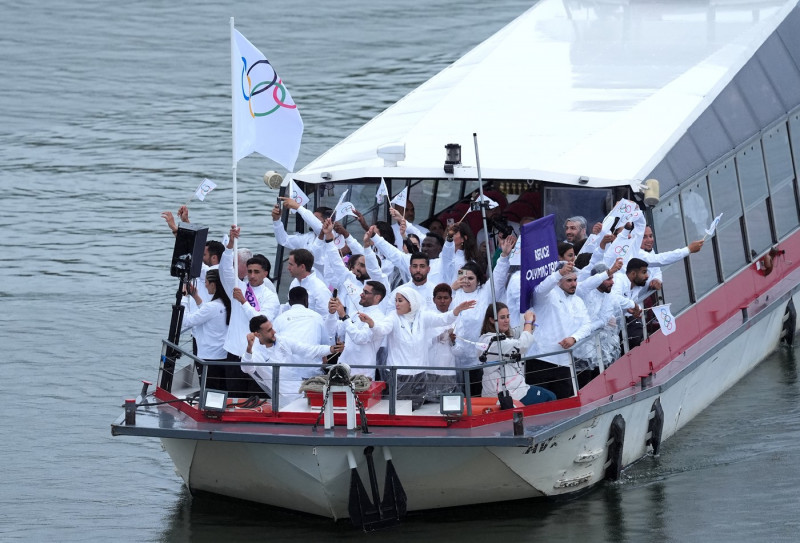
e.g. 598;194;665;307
170;224;208;279
171;253;192;278
488;217;515;239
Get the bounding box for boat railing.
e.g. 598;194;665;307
157;336;597;417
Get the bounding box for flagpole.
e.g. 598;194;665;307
230;17;239;280
472;133;505;365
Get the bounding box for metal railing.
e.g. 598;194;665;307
157;336;612;417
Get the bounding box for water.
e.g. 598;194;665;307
2;0;800;540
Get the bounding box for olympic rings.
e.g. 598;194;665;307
659;308;674;330
240;57;297;118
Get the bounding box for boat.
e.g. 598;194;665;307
112;0;800;530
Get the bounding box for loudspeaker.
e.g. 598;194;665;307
170;223;208;279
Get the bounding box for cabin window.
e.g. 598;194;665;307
432;179;462;217
789;111;800;185
764;122;800;239
709;159;748;278
652;195;691;313
736;142;774;255
543;187;613;240
681;177;720;298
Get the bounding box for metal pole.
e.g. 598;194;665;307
473;133;504;358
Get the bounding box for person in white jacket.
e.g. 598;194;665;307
181;269;230;390
525;261;592;398
242;315;343;408
358;285;476;409
220;226;281;396
474;304;556;405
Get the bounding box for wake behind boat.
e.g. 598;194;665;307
113;0;800;529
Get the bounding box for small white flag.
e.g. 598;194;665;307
475;194;499;209
390;187;408;208
287;178;309;214
705;212;724;238
376;178;389;204
604;229;636;267
343;278;363;299
333;233;346;249
652;303;676;336
194;178;217;201
333;189;358;221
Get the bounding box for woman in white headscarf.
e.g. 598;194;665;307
359;285;476;409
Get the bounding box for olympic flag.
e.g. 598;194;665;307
232;28;303;170
390;187;408;208
652;304;676;336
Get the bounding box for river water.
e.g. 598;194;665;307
2;0;800;541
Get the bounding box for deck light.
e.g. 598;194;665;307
201;389;228;413
444;143;461;174
440;392;464;416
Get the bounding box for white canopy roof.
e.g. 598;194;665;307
294;0;798;188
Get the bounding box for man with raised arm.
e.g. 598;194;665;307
326;281;387;378
389;200;428;250
525;261;592;398
219;225;281;395
636;225;705;298
610;257;650;348
320;219;387;315
576;260;640;371
243;315;344;408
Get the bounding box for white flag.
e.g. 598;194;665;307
652;304;676;336
604;229;637;267
287;178;309;214
333;233;346;249
475;194;499;209
390;187;408;208
232;28;303;170
376;178;389;204
342;278;363;300
335;201;358;222
705;213;724;237
194;178;217;201
333;189;358;221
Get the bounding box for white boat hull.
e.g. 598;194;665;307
160;293;791;519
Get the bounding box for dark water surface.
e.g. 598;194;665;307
2;1;800;541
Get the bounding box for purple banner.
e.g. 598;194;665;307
520;214;559;313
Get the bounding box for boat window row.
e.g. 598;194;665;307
654;113;800;314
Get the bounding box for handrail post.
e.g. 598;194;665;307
388;368;397;416
568;350;579;397
199;361;208;396
620;310;631;353
463;368;473;416
594;334;605;373
641;311;648;342
271;365;280;413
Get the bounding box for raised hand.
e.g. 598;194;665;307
453;299;477;316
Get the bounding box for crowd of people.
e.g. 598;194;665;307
163;188;706;411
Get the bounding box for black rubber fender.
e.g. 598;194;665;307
604;414;626;481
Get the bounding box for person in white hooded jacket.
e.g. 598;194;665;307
358;285;476;409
